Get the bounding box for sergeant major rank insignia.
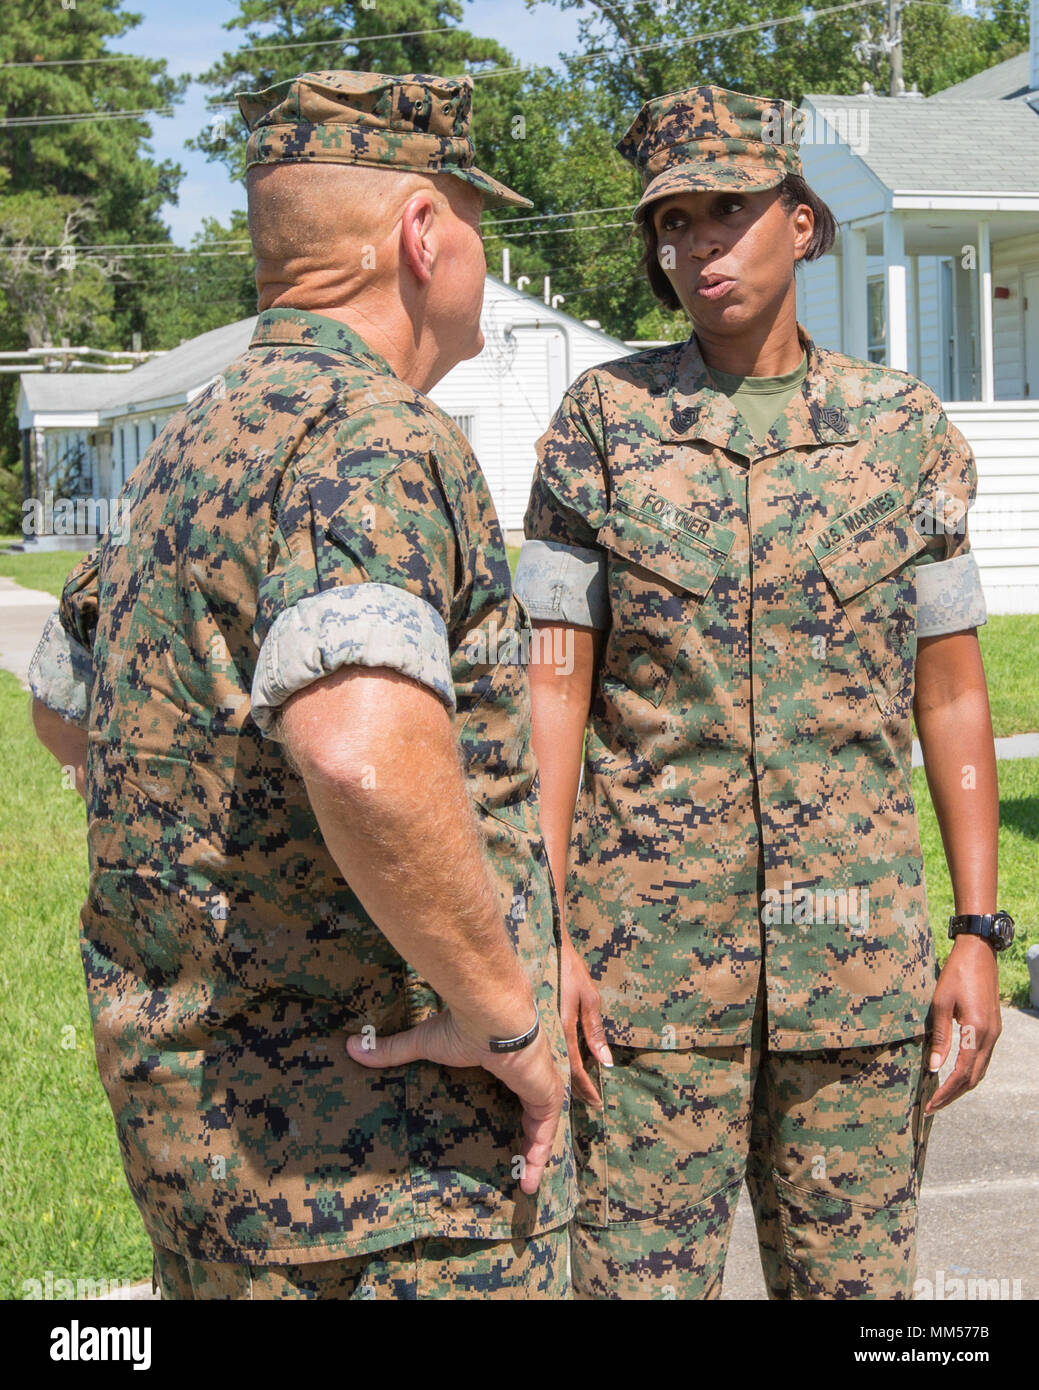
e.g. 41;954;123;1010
810;402;850;436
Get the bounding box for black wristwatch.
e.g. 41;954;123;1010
948;911;1015;953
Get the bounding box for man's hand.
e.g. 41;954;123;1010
561;936;611;1108
926;935;1002;1114
347;1007;564;1194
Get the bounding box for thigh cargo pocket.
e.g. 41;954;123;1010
572;1042;748;1228
809;502;927;716
598;498;733;707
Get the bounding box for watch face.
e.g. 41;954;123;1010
993;914;1015;950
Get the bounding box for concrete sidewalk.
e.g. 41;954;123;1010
0;577;57;689
913;732;1039;764
721;1005;1039;1299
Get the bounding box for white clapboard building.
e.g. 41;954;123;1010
15;276;628;546
794;2;1039;613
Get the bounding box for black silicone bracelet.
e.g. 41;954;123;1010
488;1008;540;1054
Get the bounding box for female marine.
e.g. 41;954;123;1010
515;85;1009;1300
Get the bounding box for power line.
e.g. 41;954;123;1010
0;53;156;70
10;210;638;258
468;0;888;79
466;0;1033;85
0;1;888;127
1;106;175;129
0;26;460;70
14;248;251;264
5;0;1021;74
529;0;1030;12
482;203;636;229
483;221;633;242
11;224;638;257
3;1;1026;131
9;237;246;252
104;249;250;260
907;0;1031;8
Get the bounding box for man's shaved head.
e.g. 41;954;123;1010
247;162;478;310
244;157;488;391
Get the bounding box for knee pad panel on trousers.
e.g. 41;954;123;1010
773;1174;919;1300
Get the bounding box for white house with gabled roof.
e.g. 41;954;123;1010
795;4;1039;613
14;276;627;546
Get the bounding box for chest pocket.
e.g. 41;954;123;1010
811;504;928;716
598;498;733;706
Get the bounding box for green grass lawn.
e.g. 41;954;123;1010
0;546;88;602
0;670;151;1299
917;758;1037;1006
4;549;1038;738
976;615;1038;738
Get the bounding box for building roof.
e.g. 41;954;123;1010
100;316;256;415
801;91;1039;193
482;274;629;354
18;371;123;416
17;317;256;420
928;50;1033;102
19;278;629;426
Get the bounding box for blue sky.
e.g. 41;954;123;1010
108;0;586;244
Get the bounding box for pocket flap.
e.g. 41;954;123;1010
810;504;927;602
598;498;734;596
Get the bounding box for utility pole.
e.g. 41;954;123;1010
854;1;905;96
888;0;904;97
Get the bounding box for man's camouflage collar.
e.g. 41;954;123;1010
249;308;397;378
663;321;859;459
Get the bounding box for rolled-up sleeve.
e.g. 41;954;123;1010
251;433;460;740
251;582;454;735
521;374;612;631
916;551;988;638
911;404;987;637
514;538;609;630
29;547;100;727
28;608;95;727
524;379;610;547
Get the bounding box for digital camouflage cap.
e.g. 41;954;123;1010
617;85;804;220
237;68;532;209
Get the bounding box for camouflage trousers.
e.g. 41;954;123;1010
152;1227;568;1301
572;994;939;1300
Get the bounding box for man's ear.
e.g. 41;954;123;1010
399;191;437;287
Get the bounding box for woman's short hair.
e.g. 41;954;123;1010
636;174;838;311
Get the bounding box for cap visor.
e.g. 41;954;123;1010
453;165;533;210
635;162;783;219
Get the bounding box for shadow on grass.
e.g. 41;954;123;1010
1000;796;1039;842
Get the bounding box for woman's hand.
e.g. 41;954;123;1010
925;935;1002;1114
914;630;1001;1115
561;933;612;1107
